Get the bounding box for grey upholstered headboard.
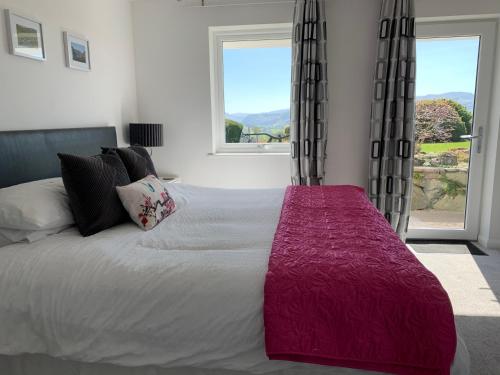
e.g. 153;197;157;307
0;127;117;188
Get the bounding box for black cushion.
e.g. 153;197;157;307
58;152;131;237
102;146;157;182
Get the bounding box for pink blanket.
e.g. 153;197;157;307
264;185;456;375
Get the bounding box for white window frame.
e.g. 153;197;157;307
407;19;497;241
209;23;293;155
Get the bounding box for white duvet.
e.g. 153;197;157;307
0;184;469;375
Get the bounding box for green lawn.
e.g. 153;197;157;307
420;141;469;153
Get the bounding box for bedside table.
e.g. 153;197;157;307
160;176;181;184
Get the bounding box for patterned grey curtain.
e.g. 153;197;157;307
290;0;328;186
368;0;416;239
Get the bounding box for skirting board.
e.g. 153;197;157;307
478;234;500;250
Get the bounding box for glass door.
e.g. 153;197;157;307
408;20;496;240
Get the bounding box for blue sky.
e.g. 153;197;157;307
416;37;479;96
223;37;479;114
223;46;291;114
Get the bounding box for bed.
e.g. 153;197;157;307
0;127;470;375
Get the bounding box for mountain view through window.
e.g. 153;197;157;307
223;40;291;144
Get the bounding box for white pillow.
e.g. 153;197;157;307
0;232;11;248
0;178;74;230
117;175;176;231
0;225;71;247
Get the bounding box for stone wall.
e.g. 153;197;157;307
412;167;468;211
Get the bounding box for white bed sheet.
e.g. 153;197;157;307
0;184;469;375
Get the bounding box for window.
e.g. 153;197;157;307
209;24;292;154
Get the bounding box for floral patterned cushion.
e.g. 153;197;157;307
116;175;176;231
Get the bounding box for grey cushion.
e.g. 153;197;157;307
102;146;157;182
58;152;131;237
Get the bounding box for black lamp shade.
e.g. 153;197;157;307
129;123;164;147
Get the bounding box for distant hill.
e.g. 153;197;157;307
226;92;474;130
225;113;248;123
225;109;290;131
417;92;474;112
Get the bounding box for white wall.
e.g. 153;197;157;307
0;0;138;145
132;1;294;188
324;0;379;186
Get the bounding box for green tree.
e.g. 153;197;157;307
225;119;243;143
280;125;290;143
416;99;464;144
444;99;473;138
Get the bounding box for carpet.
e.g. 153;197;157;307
412;244;500;375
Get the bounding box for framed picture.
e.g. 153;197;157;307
4;10;46;61
63;32;91;71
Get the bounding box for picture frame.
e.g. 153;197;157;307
63;31;91;71
4;9;46;61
